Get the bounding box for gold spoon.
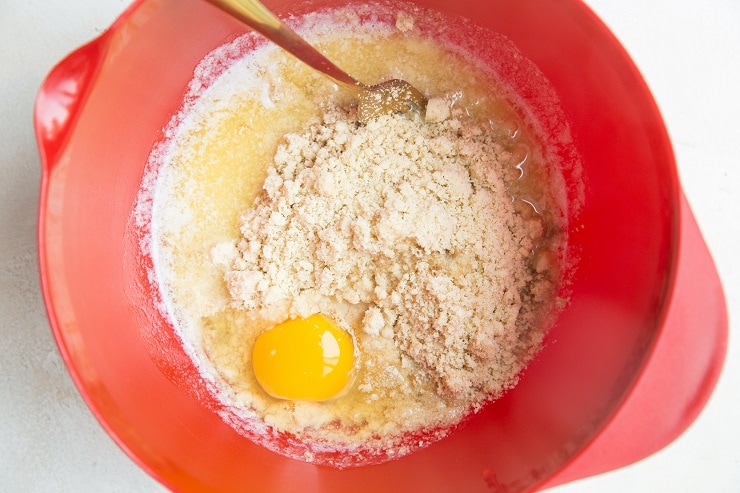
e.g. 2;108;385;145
203;0;427;122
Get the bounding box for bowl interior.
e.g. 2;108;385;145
36;0;679;491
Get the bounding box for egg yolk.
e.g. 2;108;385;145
252;313;355;401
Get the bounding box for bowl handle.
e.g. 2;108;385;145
34;33;111;169
541;192;728;489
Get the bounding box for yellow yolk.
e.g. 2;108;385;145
252;313;355;401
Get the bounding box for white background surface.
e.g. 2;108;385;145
1;0;738;491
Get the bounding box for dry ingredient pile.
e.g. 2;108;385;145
224;106;551;402
145;3;569;468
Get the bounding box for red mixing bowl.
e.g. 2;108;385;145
35;0;727;491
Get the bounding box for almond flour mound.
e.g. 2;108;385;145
224;102;553;403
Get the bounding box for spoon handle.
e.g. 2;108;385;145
204;0;364;93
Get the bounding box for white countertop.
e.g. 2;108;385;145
1;0;738;491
